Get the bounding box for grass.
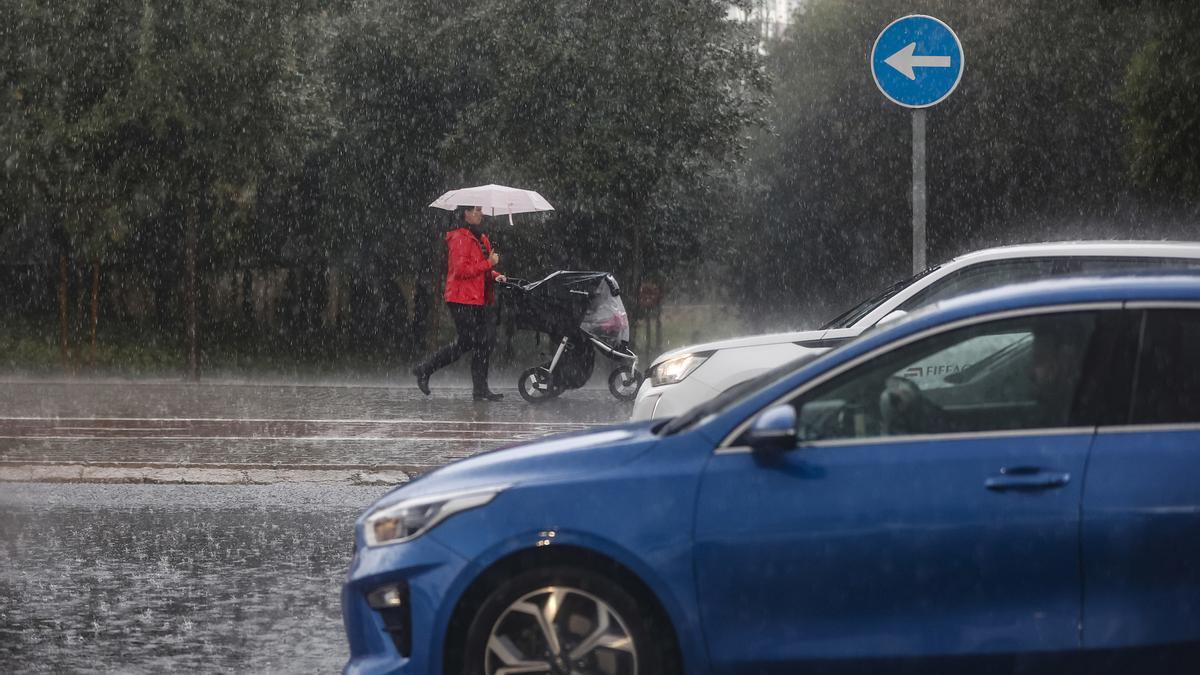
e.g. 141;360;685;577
0;303;750;378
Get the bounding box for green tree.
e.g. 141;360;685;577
319;0;766;355
1121;3;1200;200
119;2;333;378
734;0;1150;325
453;0;767;345
320;0;472;355
1;0;145;369
2;1;334;377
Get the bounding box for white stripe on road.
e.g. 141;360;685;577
55;426;187;431
0;416;591;427
0;435;532;442
0;464;413;485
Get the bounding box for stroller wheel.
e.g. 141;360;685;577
608;366;644;401
518;367;561;404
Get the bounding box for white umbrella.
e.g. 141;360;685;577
429;184;554;224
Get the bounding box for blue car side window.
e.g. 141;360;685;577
795;312;1098;442
1131;309;1200;424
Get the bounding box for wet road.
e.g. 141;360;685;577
1;483;387;674
0;380;629;482
0;379;633;673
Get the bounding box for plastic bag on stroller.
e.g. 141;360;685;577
580;277;630;345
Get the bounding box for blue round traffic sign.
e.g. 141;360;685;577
871;15;964;108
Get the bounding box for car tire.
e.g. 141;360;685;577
458;565;676;675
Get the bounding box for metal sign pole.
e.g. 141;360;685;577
872;15;961;276
912;109;927;274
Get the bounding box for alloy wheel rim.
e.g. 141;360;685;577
485;585;637;675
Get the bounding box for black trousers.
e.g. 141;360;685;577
419;303;495;392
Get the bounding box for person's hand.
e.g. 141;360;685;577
489;251;500;266
496;274;507;283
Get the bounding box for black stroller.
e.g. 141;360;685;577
498;271;643;403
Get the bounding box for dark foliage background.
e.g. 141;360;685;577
1;0;1197;374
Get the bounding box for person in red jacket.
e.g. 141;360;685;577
413;205;507;400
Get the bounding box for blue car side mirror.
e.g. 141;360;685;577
743;404;798;453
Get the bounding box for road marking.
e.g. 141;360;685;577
0;415;604;482
0;415;592;427
54;426;189;431
0;463;413;485
2;459;418;470
0;435;531;442
0;416;595;444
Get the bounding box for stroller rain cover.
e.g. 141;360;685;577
580;277;630;345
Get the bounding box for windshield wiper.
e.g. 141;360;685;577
821;266;942;329
659;403;714;435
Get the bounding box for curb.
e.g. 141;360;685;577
0;464;412;486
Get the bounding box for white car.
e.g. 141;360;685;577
632;240;1200;420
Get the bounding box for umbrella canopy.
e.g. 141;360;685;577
429;184;554;217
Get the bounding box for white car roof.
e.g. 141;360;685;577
648;240;1200;367
944;240;1200;265
848;240;1200;329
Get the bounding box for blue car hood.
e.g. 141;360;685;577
368;420;660;509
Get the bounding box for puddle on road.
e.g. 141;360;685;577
0;486;386;673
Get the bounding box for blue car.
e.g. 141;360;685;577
343;276;1200;675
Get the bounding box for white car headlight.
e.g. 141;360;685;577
648;352;713;387
364;486;507;547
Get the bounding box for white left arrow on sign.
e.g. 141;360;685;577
884;42;952;80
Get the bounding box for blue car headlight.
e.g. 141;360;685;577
364;485;508;547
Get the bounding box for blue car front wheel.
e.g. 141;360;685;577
458;566;673;675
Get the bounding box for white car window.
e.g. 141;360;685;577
899;260;1058;311
900;256;1200;313
897;332;1030;390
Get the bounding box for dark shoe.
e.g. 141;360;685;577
472;390;503;401
413;367;430;396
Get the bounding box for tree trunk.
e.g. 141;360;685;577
57;253;72;374
185;207;199;381
411;279;432;357
324;264;338;334
282;267;300;353
89;258;100;368
428;239;445;352
629;218;645;353
241;267;255;339
654;308;663;356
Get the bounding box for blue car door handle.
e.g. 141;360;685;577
985;466;1071;491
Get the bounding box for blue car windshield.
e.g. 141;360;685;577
659;353;822;435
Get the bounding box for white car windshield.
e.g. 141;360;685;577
821;267;940;330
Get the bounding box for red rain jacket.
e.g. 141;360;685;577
443;227;500;306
